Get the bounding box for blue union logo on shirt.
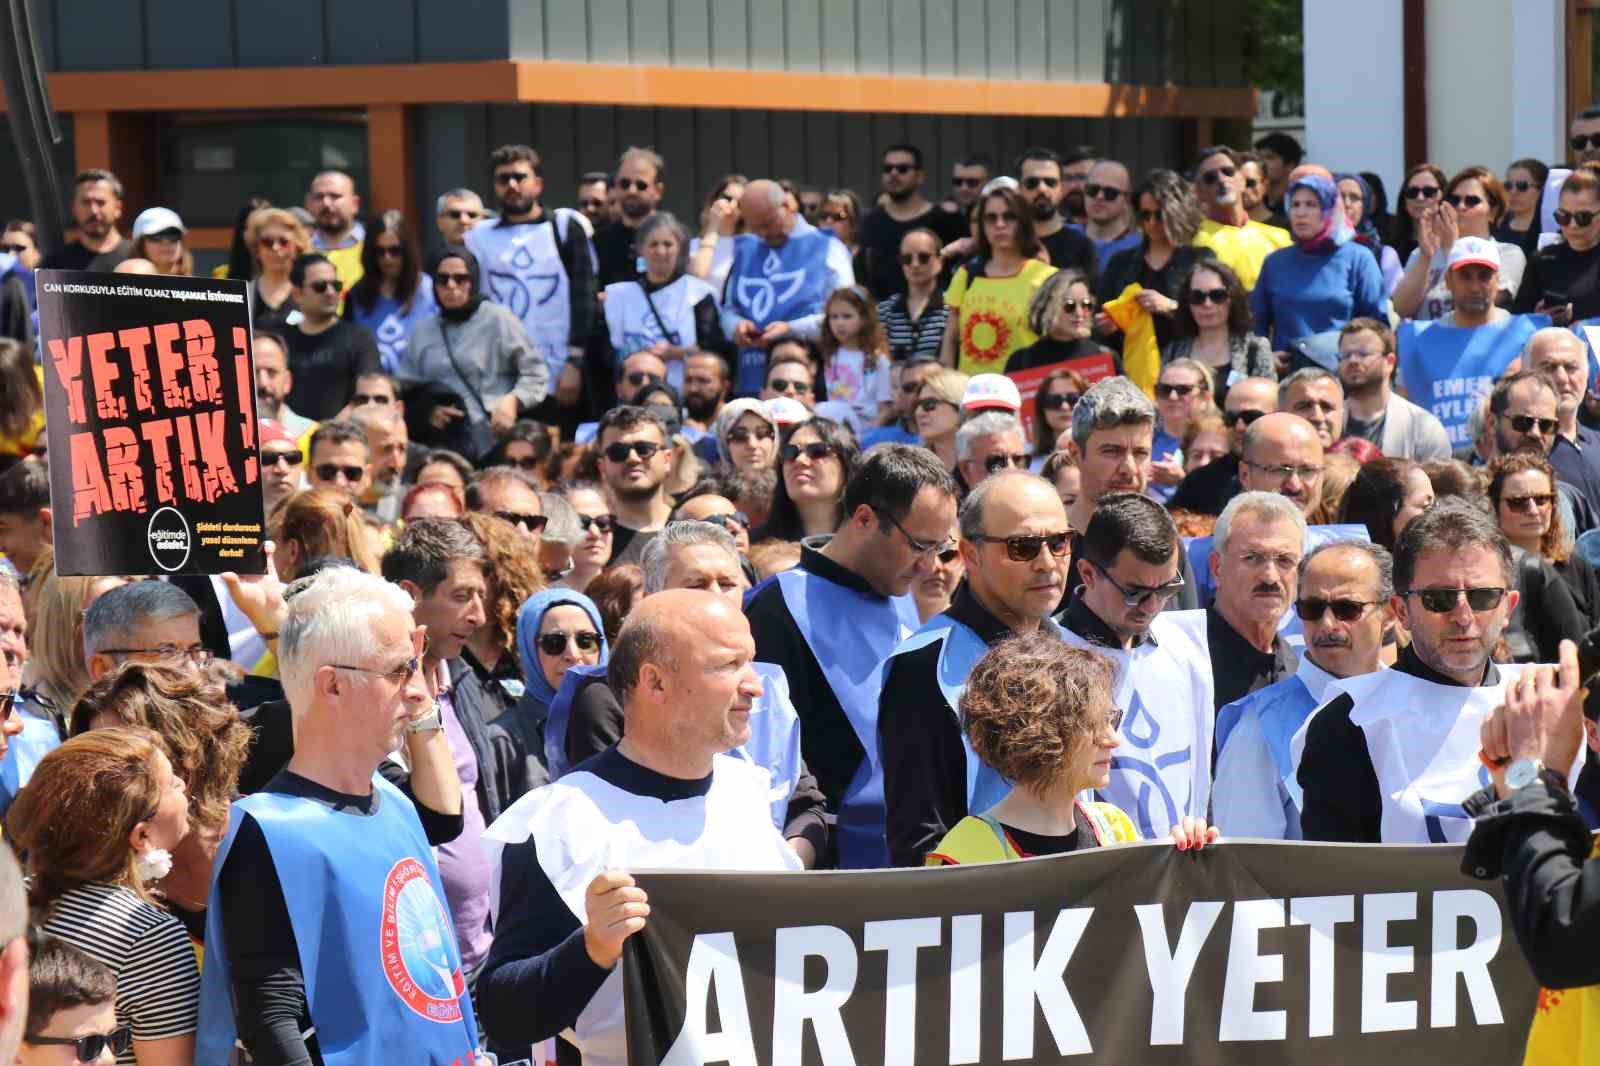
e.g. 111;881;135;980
735;249;807;322
380;858;466;1022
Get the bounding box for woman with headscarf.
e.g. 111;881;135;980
1336;173;1403;297
399;246;549;462
712;397;779;472
1251;174;1386;349
505;589;609;782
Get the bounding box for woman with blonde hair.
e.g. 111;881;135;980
913;367;969;472
460;511;546;708
269;487;380;581
244;207;313;334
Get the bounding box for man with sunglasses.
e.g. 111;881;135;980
1191;146;1291;291
954;412;1029;495
864;355;939;448
597;406;675;565
1213;541;1394;840
860;144;964;299
746;444;958;867
198;567;475;1066
1166;376;1278;515
1336;318;1452;461
1298;499;1547;844
1061;493;1215;838
573;172;610;232
258;419;304;516
940;155;991;218
18;936;127;1066
879;472;1073;866
760;352;817;410
435;187;486;250
466;467;546;550
593;147;665;287
305;419;372;504
1016;147;1098;281
283;254;381;420
1072;159;1139;271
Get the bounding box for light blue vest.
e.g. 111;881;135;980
725;230;835;395
1396;314;1548;445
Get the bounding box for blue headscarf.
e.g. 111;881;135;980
1334;172;1384;250
1287;174;1342;253
514;588;609;714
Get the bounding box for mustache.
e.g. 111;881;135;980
1252;584;1284;596
1311;634;1349;649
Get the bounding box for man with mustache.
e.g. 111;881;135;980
1212;540;1393;839
1190;146;1290;291
1060;493;1217;840
879;471;1071;865
1206;491;1304;713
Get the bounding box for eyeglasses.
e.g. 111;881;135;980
1503;493;1556;513
307;278;343;294
350;393;392;406
436;272;472;287
1222;409;1266;428
1572;134;1600;151
1186;288;1229;306
1295;598;1378;622
1061;298;1095;314
782;441;833;463
767;378;808;394
1338;346;1387;362
26;1025;132;1061
259;235;294;250
1084;183;1125;201
951;177;984;189
1506;180;1538;193
100;644;215;666
1137;209;1162;223
576;512;616;534
1507;414;1559;436
701;512;750;533
917;397;957;413
0;243;28;255
1199;166;1237;185
876;509;955;557
970;531;1073;563
1155;382;1197;399
604;440;664;462
1406;587;1507;613
261;448;302;468
616;177;654;192
1244;458;1324;482
1038;391;1080;411
1445;194;1484;209
1402;185;1440;200
899;252;936;265
331;655;421;684
882;162;916;175
1234;550;1301;571
1554;209;1599;228
442;209;481;220
1092;560;1186;607
314;463;365;483
983;452;1029;474
982;211;1018;225
376;244;405;259
1022;176;1060;190
538;630;603;655
494;171;537;186
495;511;549;533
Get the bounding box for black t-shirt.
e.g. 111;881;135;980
284;319;382;420
1001;820;1093;856
1513;241;1600;320
40;237;133;272
859;204;967;299
607;522;659;565
1038;226;1099;281
594;221;643;288
1004;336;1117;374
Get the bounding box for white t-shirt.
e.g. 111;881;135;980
823;346;891;425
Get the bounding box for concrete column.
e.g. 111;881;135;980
1304;0;1407;197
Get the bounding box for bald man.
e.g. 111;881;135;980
1167;376;1279;515
112;257;158;275
720;178;855;396
480;590;801;1065
1521;328;1600;529
1237;411;1326;517
1078;159;1138;270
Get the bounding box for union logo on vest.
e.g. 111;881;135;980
380;858;467;1022
734;249;807;321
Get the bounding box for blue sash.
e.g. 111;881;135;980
544;662;609;782
726;230;835;395
1215;674;1316;781
1396;314;1548;445
777;567;918;867
0;700;60;816
196;776;479;1066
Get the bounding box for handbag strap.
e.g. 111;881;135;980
640;281;682;347
438;322;492;423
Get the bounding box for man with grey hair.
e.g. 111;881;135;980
1213;539;1394;839
197;567;475;1065
82;581;206;682
1525;326;1600;520
466;466;545;549
351;403;409;521
435;187;485;248
1277;367;1345;448
539;492;581;583
880;471;1070;864
955;411;1028;492
721;178;855;396
1207;490;1304;712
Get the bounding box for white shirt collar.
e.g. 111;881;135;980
1295;652;1343;703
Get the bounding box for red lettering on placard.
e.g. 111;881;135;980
87;331;125;421
141;418;176;505
103;426;145;513
153;321;190;410
183;319;220;403
194;409;237;500
173;414;203;500
234;330;257;483
69;431;111;524
45;336;86;423
118;326;156;414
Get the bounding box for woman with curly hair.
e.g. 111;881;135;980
1098;168;1216;351
1162;258;1273;404
460;511;546;711
69;663;251;956
926;633;1215;864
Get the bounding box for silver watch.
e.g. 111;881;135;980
406;701;443;734
1504;757;1545;791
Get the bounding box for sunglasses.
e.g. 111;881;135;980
577;513;616;534
1137;209;1162;223
983;453;1029;474
1039;391;1080;411
1093;560;1187;608
624;371;660;387
1554;209;1599;228
727;426;776;446
1402;185;1440;200
702;512;750;532
970;531;1072;562
1445;194;1484;209
1155;382;1197;399
782;441;834;463
26;1025;132;1061
982;211;1019;225
1244;177;1261;189
883;162;917;174
496;511;549;533
261;448;302;468
820;211;850;223
510;455;543;470
1083;183;1125;201
1295;598;1377;622
436;271;472;286
259;235;294;250
1061;298;1095;314
307;278;343;294
917;397;956;413
1503;493;1556;513
935;547;961;564
603;440;664;462
1572;134;1600;151
1507;414;1559;436
616;178;654;192
314;463;364;482
1199;166;1237;185
1187;287;1229;306
1505;180;1538;193
144;229;183;243
1407;587;1507;613
1222;409;1266;428
538;631;603;655
0;242;28;255
951;177;984;188
494;171;537;185
442;209;480;220
899;251;936;265
767;378;807;394
376;244;405;259
1022;176;1060;190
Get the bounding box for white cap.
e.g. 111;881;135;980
765;396;812;428
962;373;1022;414
813;400;863;439
1446;235;1500;273
131;207;186;240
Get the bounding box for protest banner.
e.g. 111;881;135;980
1007;354;1117;425
35;270;266;576
1395;314;1548;447
624;840;1538;1065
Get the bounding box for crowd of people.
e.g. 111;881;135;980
0;112;1599;1063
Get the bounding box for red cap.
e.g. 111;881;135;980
258;419;295;449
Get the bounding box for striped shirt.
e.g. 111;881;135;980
43;882;200;1063
877;291;948;362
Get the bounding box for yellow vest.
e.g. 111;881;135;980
926;803;1139;866
1521;838;1600;1063
1191;219;1291;290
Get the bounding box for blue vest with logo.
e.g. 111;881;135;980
195;775;479;1066
726;228;836;395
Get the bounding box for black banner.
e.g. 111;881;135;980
36;270;266;576
623;841;1539;1065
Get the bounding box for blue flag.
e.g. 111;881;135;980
1396;315;1548;445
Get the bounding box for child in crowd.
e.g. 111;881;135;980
19;935;127;1065
819;286;892;427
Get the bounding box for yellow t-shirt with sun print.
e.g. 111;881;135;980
944;259;1058;375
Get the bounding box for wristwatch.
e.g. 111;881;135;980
406;701;443;734
1504;757;1546;791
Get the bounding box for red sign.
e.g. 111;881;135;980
1007;354;1118;424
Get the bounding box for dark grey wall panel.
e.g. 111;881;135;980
328;0;416;63
53;0;144;71
236;0;326;67
146;1;233;69
0;115;77;227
